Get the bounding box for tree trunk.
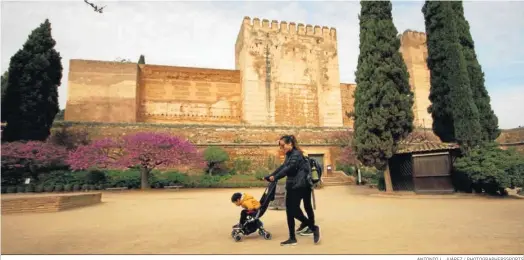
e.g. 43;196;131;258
384;165;393;193
357;166;362;185
208;162;215;176
140;168;151;190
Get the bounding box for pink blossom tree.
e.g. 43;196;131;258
331;129;353;147
1;141;68;180
337;145;357;166
331;130;357;166
67;132;203;189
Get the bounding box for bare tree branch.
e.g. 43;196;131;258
84;0;106;13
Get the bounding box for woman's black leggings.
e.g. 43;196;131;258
285;187;315;239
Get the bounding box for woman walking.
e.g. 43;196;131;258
265;135;320;246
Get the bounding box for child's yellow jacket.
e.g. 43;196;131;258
239;193;261;210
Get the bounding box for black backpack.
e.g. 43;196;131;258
291;155;324;190
303;156;323;186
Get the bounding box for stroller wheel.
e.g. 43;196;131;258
231;230;237;237
258;229;265;236
233;234;243;242
263;232;272;240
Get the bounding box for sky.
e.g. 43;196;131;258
1;0;523;129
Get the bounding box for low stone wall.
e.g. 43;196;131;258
51;121;348;144
51;121;352;172
1;193;102;214
49;121;524;171
497;127;524;144
497;128;524;154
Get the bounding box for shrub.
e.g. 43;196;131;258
72;184;81;191
44;185;54;192
454;142;524;195
203;146;229;175
35;185;44;193
358;167;380;185
63;184;73;192
336;163;355;176
16;186;25;193
25;184;35;193
377;176;386;191
48;124;90;150
85;170;107;185
163;171;190;184
105;170;141;188
39;170;85;186
81;184;89;191
6;186;17;193
1;169;24;186
54;184;64;192
254;168;270;181
232;157;252;175
1;186;6;194
196;175;222;188
264;155;280;171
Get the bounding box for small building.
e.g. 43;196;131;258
387;142;460;194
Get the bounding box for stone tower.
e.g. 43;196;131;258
399;30;433;129
235;17;344;127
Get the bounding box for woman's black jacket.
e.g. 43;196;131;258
265;148;310;190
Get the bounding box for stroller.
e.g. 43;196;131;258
230;181;278;242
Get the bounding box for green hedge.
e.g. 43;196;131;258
1;169;268;193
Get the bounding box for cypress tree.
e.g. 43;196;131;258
1;71;8;122
353;1;414;174
452;1;500;141
422;1;482;149
138;54;145;64
2;19;63;142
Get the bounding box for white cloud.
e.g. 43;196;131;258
1;0;522;129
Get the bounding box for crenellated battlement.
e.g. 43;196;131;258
242;16;336;40
401;30;427;45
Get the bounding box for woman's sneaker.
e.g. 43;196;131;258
299;227;314;236
313;226;321;244
296;222;308;234
280;238;298;246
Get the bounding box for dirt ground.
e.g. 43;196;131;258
2;186;524;255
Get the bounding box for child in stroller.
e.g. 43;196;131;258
230;181;278;242
231;192;260;229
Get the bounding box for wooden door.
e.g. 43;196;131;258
412;152;454;194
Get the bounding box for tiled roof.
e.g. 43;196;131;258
396;142;459;154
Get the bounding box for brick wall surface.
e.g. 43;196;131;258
340;83;356;128
2;193;102;214
138;65;242;125
66;60;139;123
